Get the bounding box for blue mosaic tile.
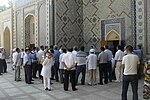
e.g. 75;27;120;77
138;1;142;5
138;29;143;33
138;22;143;26
138;8;142;12
138;15;143;19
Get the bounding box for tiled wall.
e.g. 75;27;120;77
55;0;83;49
82;0;132;51
136;0;145;45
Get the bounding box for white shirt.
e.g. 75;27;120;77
21;51;25;58
62;52;77;70
114;50;125;60
122;54;140;75
13;52;21;66
41;57;54;78
59;53;65;69
104;49;113;61
87;54;97;70
37;50;45;61
0;52;2;59
13;52;17;65
72;50;77;57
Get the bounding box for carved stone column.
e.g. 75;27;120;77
35;1;39;47
12;1;17;48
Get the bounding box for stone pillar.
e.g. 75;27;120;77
131;0;136;48
21;8;24;48
12;2;17;48
46;0;50;46
136;0;145;47
35;1;39;47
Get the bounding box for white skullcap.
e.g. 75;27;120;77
90;49;95;53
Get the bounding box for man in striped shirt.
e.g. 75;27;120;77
75;46;87;85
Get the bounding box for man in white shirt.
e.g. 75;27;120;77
13;48;22;81
87;49;97;85
104;45;113;82
114;46;125;82
62;48;77;91
121;45;140;100
59;49;66;83
37;45;45;79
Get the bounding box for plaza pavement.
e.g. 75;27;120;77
0;61;144;100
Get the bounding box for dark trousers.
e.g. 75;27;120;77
1;59;7;73
0;59;3;74
59;69;64;83
107;61;112;82
75;65;86;85
99;63;108;84
64;70;76;90
51;65;55;79
54;63;59;82
122;75;138;100
30;64;33;81
32;62;38;78
24;65;32;84
38;64;43;79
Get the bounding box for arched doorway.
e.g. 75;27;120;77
25;15;35;48
106;30;121;55
3;27;10;58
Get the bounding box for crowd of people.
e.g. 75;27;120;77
0;44;143;100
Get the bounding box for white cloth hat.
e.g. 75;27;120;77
90;49;95;53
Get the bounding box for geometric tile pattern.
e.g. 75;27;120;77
56;0;83;49
130;0;136;48
136;0;145;48
83;0;132;51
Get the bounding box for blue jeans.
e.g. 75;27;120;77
75;65;86;85
122;75;138;100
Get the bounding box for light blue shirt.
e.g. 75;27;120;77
23;53;32;65
104;49;113;61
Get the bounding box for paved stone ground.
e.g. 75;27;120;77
0;62;144;100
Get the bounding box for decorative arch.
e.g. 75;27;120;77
25;15;35;47
39;2;46;46
106;30;121;41
3;27;10;58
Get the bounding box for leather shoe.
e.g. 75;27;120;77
28;82;34;84
48;89;51;91
73;88;78;91
45;88;48;91
98;83;103;85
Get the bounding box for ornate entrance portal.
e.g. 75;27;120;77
25;15;35;48
104;30;121;55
